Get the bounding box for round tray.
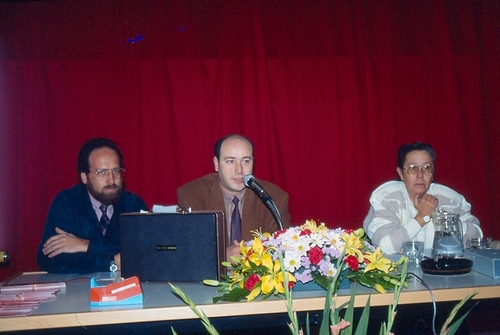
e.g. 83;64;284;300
420;258;473;275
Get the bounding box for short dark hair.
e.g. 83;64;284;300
77;138;124;177
213;134;254;160
397;142;436;170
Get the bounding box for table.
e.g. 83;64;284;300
1;264;500;333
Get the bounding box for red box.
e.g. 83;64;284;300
90;276;143;307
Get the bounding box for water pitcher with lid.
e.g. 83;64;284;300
431;210;464;260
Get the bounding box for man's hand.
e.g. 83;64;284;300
42;227;89;258
226;240;241;262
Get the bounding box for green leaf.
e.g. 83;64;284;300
342;288;356;335
319;256;345;335
439;292;477;335
311;273;331;289
354;296;371;335
212;287;250;303
319;280;335;335
261;291;274;300
305;312;310;335
169;283;221;335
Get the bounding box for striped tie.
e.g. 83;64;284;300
99;205;111;236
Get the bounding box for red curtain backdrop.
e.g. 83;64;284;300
1;0;499;280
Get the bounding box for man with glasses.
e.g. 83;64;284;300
363;142;481;254
37;138;147;273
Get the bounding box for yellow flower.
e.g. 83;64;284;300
251;237;264;254
341;231;364;262
261;260;296;295
300;219;328;235
228;270;245;289
245;238;274;270
238;241;251;259
364;247;392;274
246;286;262;301
250;229;272;239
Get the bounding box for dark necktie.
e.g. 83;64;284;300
230;196;242;242
99;205;111;236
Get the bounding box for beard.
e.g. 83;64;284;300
86;182;123;206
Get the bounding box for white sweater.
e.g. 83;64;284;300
363;181;481;254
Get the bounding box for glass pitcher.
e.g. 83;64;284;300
431;210;464;260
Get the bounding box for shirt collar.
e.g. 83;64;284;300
221;187;247;203
87;190;114;218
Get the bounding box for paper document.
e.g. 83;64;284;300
152;204;179;213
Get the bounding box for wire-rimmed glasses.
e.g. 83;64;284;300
89;168;126;180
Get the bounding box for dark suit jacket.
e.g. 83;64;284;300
37;183;148;274
177;173;291;242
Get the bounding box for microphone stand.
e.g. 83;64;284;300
266;199;283;231
244;174;284;231
258;194;284;231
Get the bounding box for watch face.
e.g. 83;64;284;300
423;215;431;223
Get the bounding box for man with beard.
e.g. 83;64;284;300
37;138;147;274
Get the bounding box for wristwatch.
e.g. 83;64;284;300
418;213;431;223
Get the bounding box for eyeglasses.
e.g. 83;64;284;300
89;168;126;179
403;164;433;176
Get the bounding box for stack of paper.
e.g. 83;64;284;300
0;282;66;317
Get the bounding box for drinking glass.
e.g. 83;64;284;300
466;237;493;250
403;241;424;264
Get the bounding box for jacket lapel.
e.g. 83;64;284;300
208;176;225;211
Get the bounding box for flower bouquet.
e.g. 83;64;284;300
211;220;406;303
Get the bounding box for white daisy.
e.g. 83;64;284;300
283;250;302;272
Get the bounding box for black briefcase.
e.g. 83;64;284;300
120;211;225;282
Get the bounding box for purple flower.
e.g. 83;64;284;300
295;270;313;283
318;260;331;274
323;246;342;258
301;256;311;268
363;241;376;252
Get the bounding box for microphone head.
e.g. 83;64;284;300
243;174;255;187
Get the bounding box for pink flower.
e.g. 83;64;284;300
308;246;323;265
330;319;351;335
244;273;260;291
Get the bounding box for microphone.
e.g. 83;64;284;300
243;174;283;231
243;174;271;201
